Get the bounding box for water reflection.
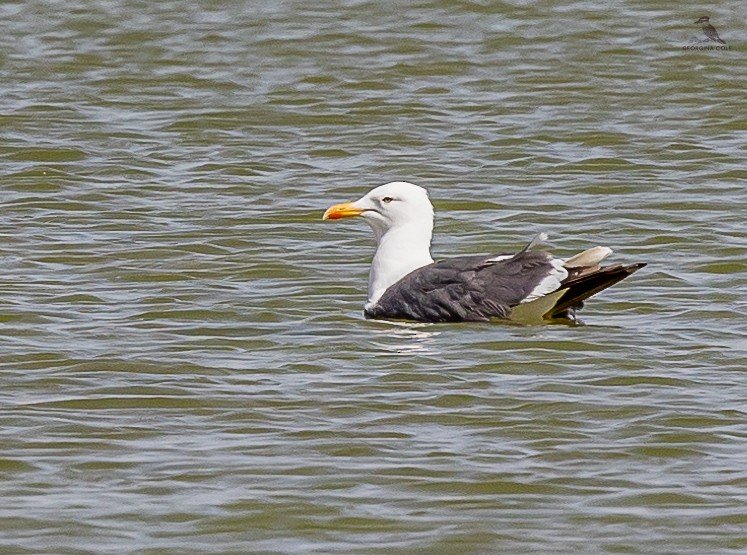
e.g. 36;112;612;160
369;320;443;356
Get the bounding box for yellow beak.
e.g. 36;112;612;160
322;202;365;220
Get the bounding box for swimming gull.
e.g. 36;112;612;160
322;181;645;323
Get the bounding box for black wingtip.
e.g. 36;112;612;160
547;261;647;319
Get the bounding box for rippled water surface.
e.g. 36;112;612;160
2;1;746;553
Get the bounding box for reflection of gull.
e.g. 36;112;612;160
371;320;441;356
695;16;726;44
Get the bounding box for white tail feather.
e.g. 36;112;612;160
564;246;612;268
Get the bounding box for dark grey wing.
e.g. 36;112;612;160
365;251;557;323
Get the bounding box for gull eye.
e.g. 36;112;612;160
382;196;394;204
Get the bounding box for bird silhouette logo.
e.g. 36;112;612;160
694;16;727;44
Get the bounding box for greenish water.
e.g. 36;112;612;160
2;1;746;553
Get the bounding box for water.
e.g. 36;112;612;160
2;1;746;553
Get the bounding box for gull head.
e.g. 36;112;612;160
323;181;434;240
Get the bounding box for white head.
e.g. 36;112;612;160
323;181;435;304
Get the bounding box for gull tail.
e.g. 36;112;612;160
547;262;647;319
